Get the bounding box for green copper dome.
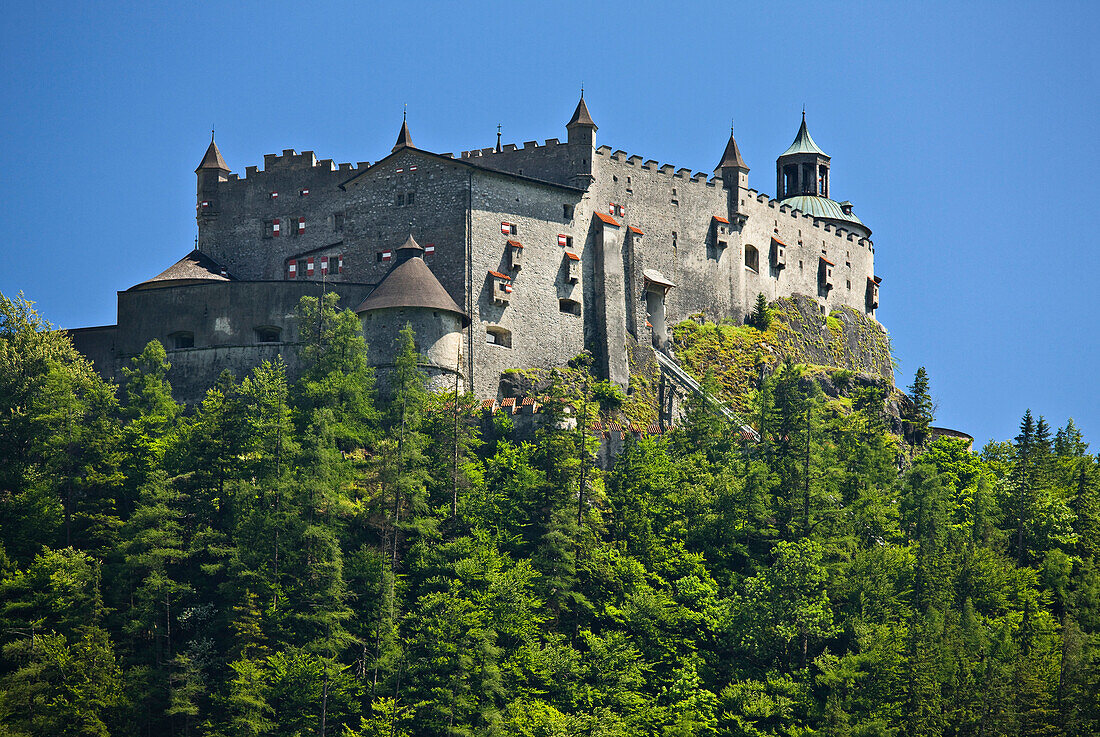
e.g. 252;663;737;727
781;195;867;232
779;114;829;158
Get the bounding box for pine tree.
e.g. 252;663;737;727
748;292;770;330
905;366;934;448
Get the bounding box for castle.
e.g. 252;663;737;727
70;96;881;402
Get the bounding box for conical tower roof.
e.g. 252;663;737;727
779;112;829;158
196;136;229;172
355;247;469;326
716;130;749;171
130;249;234;290
396;233;423;254
567;96;597;130
392;116;414;152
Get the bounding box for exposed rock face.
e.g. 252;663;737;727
768;295;892;382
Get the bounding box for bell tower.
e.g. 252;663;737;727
776;112;830;200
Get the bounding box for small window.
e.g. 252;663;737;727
559;298;581;316
563;204;574;220
745;245;759;272
168;331;194;350
846;280;851;290
406;191;415;205
377;250;393;263
255;326;281;344
396;193;405;206
333;212;345;232
486;326;512;348
299;188;310;197
264;219;281;238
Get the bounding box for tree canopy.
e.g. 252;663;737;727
1;290;1098;736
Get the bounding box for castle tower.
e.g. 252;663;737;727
776;112;830;199
716;127;750;222
565;94;596;188
355;235;470;392
195;134;230;218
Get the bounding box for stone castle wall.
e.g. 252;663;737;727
86;106;880;403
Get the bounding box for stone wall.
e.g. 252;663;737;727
112;280;374;402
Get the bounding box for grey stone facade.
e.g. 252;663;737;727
70;97;881;402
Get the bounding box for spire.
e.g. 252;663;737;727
717;127;749;172
392;108;413;152
398;233;424;253
496;123;502;153
779;112;828;158
567;94;597;131
195;135;229;173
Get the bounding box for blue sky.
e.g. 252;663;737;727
1;1;1097;445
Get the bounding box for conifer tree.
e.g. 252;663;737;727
905;366;934;448
748;292;770;330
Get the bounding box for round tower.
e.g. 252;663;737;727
354;235;470;391
776;112;830;199
775;114;870;237
716;126;750;222
565;93;597;188
195;133;230;218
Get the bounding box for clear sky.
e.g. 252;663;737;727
1;1;1096;446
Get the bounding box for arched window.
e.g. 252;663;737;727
168;331;194;350
255;326;281;344
744;245;759;272
486;326;512;348
559;298;581;316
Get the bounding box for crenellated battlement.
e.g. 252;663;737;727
594;147;729;191
458;137;570;159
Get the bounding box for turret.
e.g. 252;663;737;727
776;112;830;199
716;127;750;223
355;235;470;392
195;133;230;218
565;94;596;187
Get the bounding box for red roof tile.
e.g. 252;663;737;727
772;236;788;247
507;240;523;248
819;256;835;266
712;215;730;224
565;251;580;260
488;270;511;279
628;225;644;235
594;211;620;226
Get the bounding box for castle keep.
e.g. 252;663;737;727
71;97;881;401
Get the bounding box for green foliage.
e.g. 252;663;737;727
1;290;1099;737
747;293;771;331
591;380;626;412
905;366;934;447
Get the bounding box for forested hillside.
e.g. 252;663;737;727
1;290;1098;737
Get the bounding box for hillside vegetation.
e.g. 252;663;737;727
673;295;893;415
1;291;1099;737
